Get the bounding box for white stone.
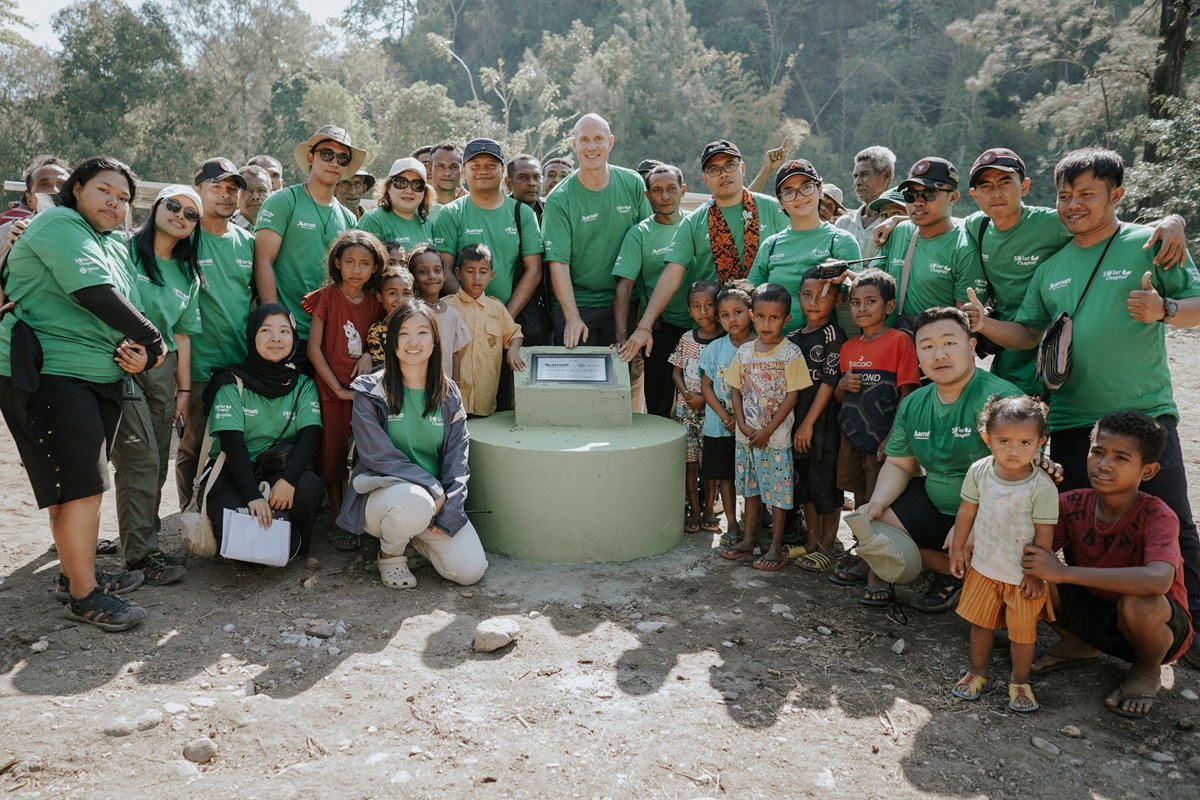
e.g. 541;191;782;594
1150;752;1176;764
1031;736;1059;756
1061;725;1083;739
793;635;810;645
136;710;164;731
891;639;906;655
1181;689;1199;701
722;641;734;648
816;626;832;636
163;702;188;715
222;623;235;633
327;646;341;656
770;604;790;615
183;737;218;763
189;696;216;708
103;717;136;737
169;760;201;780
634;621;669;634
473;618;521;652
30;639;49;653
528;611;541;619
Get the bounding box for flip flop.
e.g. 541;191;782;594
701;515;721;532
96;539;119;555
829;558;868;586
859;587;892;608
752;553;789;572
1030;651;1101;675
719;545;754;561
1106;682;1156;719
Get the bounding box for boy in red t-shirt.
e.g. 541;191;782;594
1022;411;1193;719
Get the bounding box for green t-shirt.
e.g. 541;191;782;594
962;206;1071;395
129;251;201;353
193;225;255;382
664;193;790;284
885;368;1022;516
0;206;142;383
386;388;444;478
358;207;434;252
431;195;542;305
1013;223;1200;430
541;166;653;307
876;221;988;320
748;222;862;335
611;216;693;329
255;185;357;337
208;376;323;461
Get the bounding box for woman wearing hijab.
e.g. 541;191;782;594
200;304;323;557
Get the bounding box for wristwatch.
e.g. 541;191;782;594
1163;297;1179;323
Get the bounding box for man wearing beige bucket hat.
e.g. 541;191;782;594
253;125;364;371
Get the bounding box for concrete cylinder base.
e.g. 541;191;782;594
466;412;686;562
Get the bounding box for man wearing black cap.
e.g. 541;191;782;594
619;139;789;362
542;113;652;347
253;125;362;360
176;157;256;508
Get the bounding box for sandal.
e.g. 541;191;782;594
752;552;789;572
829;557;868;586
1008;682;1039;713
719;527;742;548
701;515;721;532
684;518;701;534
378;555;417;589
910;573;963;613
49;538;120;555
331;531;361;551
785;543;810;560
796;552;837;572
63;587;147;632
718;544;755;561
859;587;892;608
54;570;144;604
952;671;996;701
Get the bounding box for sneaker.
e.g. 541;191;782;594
54;570;144;604
909;572;963;613
63;587;147;632
126;551;187;586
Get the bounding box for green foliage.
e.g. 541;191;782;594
1124;98;1200;243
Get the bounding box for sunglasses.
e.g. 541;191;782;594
390;176;426;193
163;198;200;222
778;182;820;202
313;147;353;167
901;187;952;203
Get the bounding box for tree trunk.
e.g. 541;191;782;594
1145;0;1193;163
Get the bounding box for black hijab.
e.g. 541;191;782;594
202;304;300;413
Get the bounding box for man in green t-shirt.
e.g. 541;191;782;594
542;113;653;347
253;125;362;352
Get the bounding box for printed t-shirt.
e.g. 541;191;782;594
209;376;322;461
1013;223;1200;430
876;220;987;319
698;334;744;439
0;206;142;383
432;196;542;304
725;338;811;450
541;166;651;307
837;328;919;453
357;208;434;252
787;321;846;462
665;193;789;284
611;216;692;328
193;225;255;382
255;185;357;337
885;368;1022;515
131;253;201;352
960;457;1059;585
301;285;382;399
386;388;444;478
748;223;861;335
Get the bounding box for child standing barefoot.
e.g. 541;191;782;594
700;282;755;546
303;230;386;550
668;280;723;533
409;243;471;382
950;396;1058;712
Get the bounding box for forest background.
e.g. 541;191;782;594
0;0;1197;241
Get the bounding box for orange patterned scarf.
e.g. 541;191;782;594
707;188;760;284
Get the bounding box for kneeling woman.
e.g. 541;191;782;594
200;305;323;556
338;301;488;588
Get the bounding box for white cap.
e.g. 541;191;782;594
155;184;204;215
386;157;428;179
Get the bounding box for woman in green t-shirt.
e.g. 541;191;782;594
0;156;166;632
337;301;487;589
357;157;433;249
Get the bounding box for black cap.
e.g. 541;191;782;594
700;140;741;169
969;148;1026;187
636;158;664;176
463;138;504;164
194;157;248;189
902;157;959;190
774;159;821;196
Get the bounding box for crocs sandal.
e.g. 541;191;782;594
378;555;416;589
54;570;144;604
952;671;997;701
63;587;147;632
1008;682;1039;713
796;552;837;572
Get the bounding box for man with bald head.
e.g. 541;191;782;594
542;113;652;347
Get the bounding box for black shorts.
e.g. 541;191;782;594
1054;583;1192;664
889;477;956;551
793;458;841;514
0;374;123;508
702;435;735;480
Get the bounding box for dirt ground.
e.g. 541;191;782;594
1;331;1198;800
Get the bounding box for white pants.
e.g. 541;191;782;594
363;483;488;586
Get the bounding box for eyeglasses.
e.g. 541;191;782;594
703;158;742;178
778;182;820;202
163;198;200;221
901;187;952;203
313;148;352;167
390;176;426;193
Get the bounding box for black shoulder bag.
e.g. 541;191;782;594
510;200;552;345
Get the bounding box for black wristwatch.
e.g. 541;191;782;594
1162;297;1179;323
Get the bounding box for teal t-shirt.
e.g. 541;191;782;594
129;250;201;353
208;376;323;461
748;222;862;335
385;388;444;478
664;193;790;285
358;207;434;252
255;185;357;337
611;216;693;329
541;166;652;307
0;206;143;383
876;221;988;320
885;368;1023;516
432;195;542;305
1013;223;1200;430
962;206;1071;394
193;225;255;382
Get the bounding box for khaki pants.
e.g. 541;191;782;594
363;482;488;586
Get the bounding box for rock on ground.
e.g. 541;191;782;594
474;618;521;652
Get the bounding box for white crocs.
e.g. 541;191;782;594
378;554;417;589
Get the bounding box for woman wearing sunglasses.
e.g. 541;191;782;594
109;185;205;587
358;157;434;251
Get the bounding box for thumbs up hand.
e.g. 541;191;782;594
840;363;863;394
1127;270;1165;323
962;287;987;332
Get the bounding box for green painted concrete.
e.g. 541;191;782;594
466;412;686;562
515;346;632;428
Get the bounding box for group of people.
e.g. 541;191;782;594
0;112;1197;721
